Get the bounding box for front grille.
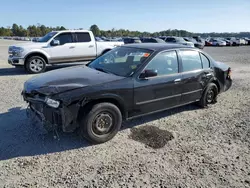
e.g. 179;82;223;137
31;103;44;113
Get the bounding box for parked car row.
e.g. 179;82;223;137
205;37;250;46
123;36;205;49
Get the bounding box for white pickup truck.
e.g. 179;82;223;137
8;30;124;74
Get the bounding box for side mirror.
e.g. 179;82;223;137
139;69;158;79
51;39;60;46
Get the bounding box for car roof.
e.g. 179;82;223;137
123;43;193;51
54;30;89;33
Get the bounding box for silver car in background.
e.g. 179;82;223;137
164;36;195;47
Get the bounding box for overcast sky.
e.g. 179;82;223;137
0;0;249;33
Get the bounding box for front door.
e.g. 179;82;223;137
133;50;182;117
49;32;76;63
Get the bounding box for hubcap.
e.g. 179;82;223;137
207;89;215;103
92;112;113;135
30;59;44;72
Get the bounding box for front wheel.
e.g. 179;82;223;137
198;83;218;108
80;103;122;144
25;56;46;74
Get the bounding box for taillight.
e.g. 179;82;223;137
227;68;232;78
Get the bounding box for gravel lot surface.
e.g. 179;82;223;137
0;40;249;187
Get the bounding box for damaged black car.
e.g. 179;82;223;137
22;44;232;143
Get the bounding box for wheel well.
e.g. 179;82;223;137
212;80;220;93
102;49;111;55
77;98;126;120
25;53;48;65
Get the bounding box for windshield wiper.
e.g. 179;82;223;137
94;67;111;74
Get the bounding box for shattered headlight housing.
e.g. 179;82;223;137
45;97;60;108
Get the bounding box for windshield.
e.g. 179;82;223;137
166;37;176;42
88;47;153;77
37;32;58;42
175;37;186;42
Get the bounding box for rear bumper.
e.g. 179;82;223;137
8;56;25;66
224;78;232;92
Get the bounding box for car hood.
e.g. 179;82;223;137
11;42;47;49
24;66;124;95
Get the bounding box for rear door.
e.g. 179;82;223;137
178;50;212;104
74;32;97;61
133;50;183;116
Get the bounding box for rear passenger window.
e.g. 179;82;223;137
76;33;91;42
180;50;202;72
200;53;210;69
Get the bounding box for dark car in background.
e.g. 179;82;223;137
22;44;232;143
244;38;250;45
123;37;142;44
141;37;166;43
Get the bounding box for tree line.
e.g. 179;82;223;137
0;24;66;37
0;23;250;38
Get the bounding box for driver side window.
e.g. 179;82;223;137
145;51;179;76
53;33;73;45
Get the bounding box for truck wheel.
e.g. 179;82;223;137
198;83;218;108
25;56;46;74
80;102;122;144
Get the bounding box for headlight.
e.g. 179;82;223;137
45;97;60;108
10;47;24;56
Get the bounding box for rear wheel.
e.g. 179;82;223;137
25;56;46;74
198;83;218;108
80;102;122;144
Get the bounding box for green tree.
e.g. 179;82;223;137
11;23;19;36
90;24;101;36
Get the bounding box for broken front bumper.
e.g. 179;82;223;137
23;94;79;133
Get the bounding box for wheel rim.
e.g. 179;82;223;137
29;59;44;72
207;88;215;103
92;112;114;135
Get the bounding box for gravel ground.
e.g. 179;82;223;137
0;40;249;188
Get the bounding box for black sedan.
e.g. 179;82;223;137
22;44;232;143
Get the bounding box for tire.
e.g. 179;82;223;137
80;102;122;144
198;83;218;108
25;56;46;74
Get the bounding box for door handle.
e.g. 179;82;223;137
69;46;75;49
89;45;94;48
174;78;182;83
